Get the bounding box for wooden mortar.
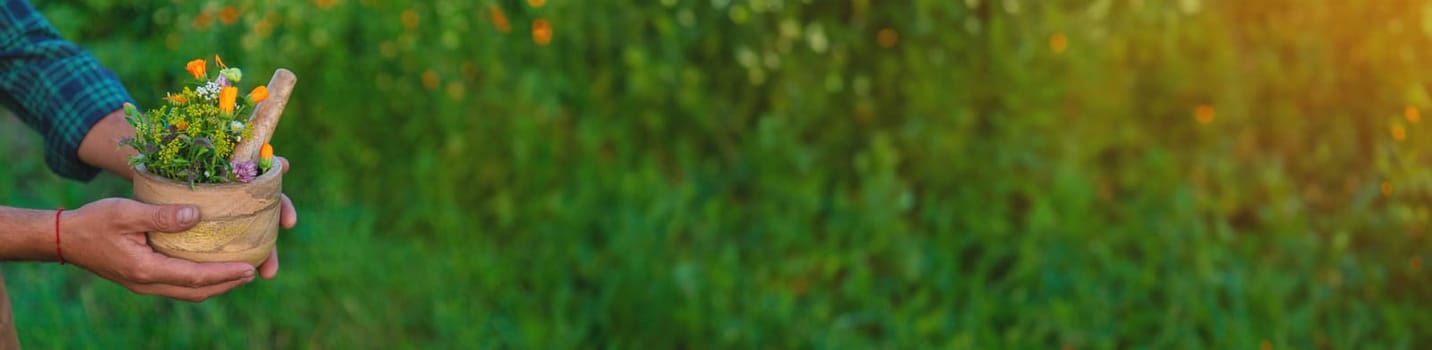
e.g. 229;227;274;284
135;164;282;266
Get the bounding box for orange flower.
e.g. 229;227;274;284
402;10;419;30
1050;32;1068;54
219;6;239;25
258;143;275;172
1194;104;1215;124
215;54;227;69
249;85;269;103
193;11;213;31
174;120;189;131
422;70;439;90
488;6;510;34
219;86;239;113
532;18;552;46
164;93;188;104
186;59;207;79
877;28;899;48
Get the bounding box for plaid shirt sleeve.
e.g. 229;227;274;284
0;0;135;182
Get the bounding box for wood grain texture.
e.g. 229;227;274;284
133;165;282;267
232;68;297;163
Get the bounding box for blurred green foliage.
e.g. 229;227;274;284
1;0;1430;347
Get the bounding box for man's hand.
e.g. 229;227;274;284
62;199;254;302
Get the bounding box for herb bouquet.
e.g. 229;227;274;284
123;55;296;266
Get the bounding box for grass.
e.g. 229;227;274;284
1;0;1429;348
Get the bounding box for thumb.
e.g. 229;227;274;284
121;202;201;233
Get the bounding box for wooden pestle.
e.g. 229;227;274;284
232;69;297;164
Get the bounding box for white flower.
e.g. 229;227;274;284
196;81;222;100
230;121;245;133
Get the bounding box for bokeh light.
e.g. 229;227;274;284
1050;32;1067;54
1195;104;1215;124
532;18;552;46
877;28;898;48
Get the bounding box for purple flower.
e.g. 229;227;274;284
216;74;229;87
232;160;258;183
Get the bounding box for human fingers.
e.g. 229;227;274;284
258;248;279;280
129;275;255;303
280;193;297;229
110;200;200;233
275;156;289;175
131;253;255;288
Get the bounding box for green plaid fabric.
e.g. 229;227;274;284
0;0;134;181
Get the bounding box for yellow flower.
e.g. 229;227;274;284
219;86;238;113
158;137;184;164
186;59;206;80
402;10;419;30
249;85;269;103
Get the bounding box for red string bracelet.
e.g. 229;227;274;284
55;208;64;265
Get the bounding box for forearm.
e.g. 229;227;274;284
0;206;65;262
1;110;131;262
77;109;138;181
